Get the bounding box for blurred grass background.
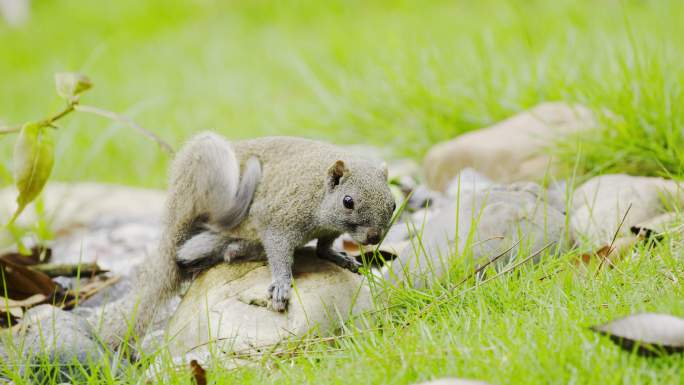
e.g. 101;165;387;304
1;0;683;187
2;2;684;384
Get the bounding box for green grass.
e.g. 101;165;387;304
2;0;684;186
1;0;684;384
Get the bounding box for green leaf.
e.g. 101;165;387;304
55;72;92;100
9;122;55;224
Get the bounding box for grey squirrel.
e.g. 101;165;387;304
91;132;395;348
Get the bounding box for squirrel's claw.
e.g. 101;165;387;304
268;279;291;312
317;249;363;274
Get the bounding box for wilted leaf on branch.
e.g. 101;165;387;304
10;122;55;224
55;72;92;100
591;313;684;356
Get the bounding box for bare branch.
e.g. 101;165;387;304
74;104;175;154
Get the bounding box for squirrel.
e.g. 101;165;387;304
90;132;396;348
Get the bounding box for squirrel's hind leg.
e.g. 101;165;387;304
177;231;266;272
177;231;227;272
316;236;362;274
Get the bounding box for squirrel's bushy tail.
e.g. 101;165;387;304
89;131;260;349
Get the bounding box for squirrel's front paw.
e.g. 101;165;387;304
317;249;362;274
267;280;291;312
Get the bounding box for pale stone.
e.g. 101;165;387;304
165;248;373;359
571;174;684;246
6;304;104;365
384;181;567;288
0;182;165;249
0;0;29;26
0;182;165;234
423;102;597;190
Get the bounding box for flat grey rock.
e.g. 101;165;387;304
0;182;165;246
164;248;373;362
385;181;567;288
2;305;105;380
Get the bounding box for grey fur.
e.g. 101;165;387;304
176;231;226;270
214;156;262;229
90;132;394;349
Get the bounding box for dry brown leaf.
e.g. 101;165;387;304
31;262;107;278
351;241;408;267
0;259;58;300
190;359;207;385
0;245;51;266
577;235;641;268
0;293;49;327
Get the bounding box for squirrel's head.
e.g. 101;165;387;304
319;159;395;245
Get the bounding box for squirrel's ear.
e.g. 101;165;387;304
327;160;348;190
380;162;388;180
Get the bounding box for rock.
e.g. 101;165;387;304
3;305;104;367
384;181;567;288
49;217;161;278
423;102;597;190
444;168;494;198
387;158;421;181
571;174;684;247
0;182;166;310
406;184;446;211
0;0;29;27
165;248;372;361
0;182;165;242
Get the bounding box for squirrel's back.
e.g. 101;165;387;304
229;137;378;239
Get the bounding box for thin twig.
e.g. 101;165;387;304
74;104;174;154
0;125;21;135
62;275;120;309
43;103;75;125
478;242;554;285
594;203;632;276
0;102;75;135
454;239;521;287
405;241;554;328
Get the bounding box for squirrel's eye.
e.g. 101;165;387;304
343;195;354;209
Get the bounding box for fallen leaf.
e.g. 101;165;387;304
31;262;107;278
0;259;58;300
352;241;407;267
577;235;641;268
0;245;51;266
591;313;684;356
0;293;49;327
5;293;49;308
190;359;207;385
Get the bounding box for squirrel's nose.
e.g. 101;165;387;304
365;228;381;245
